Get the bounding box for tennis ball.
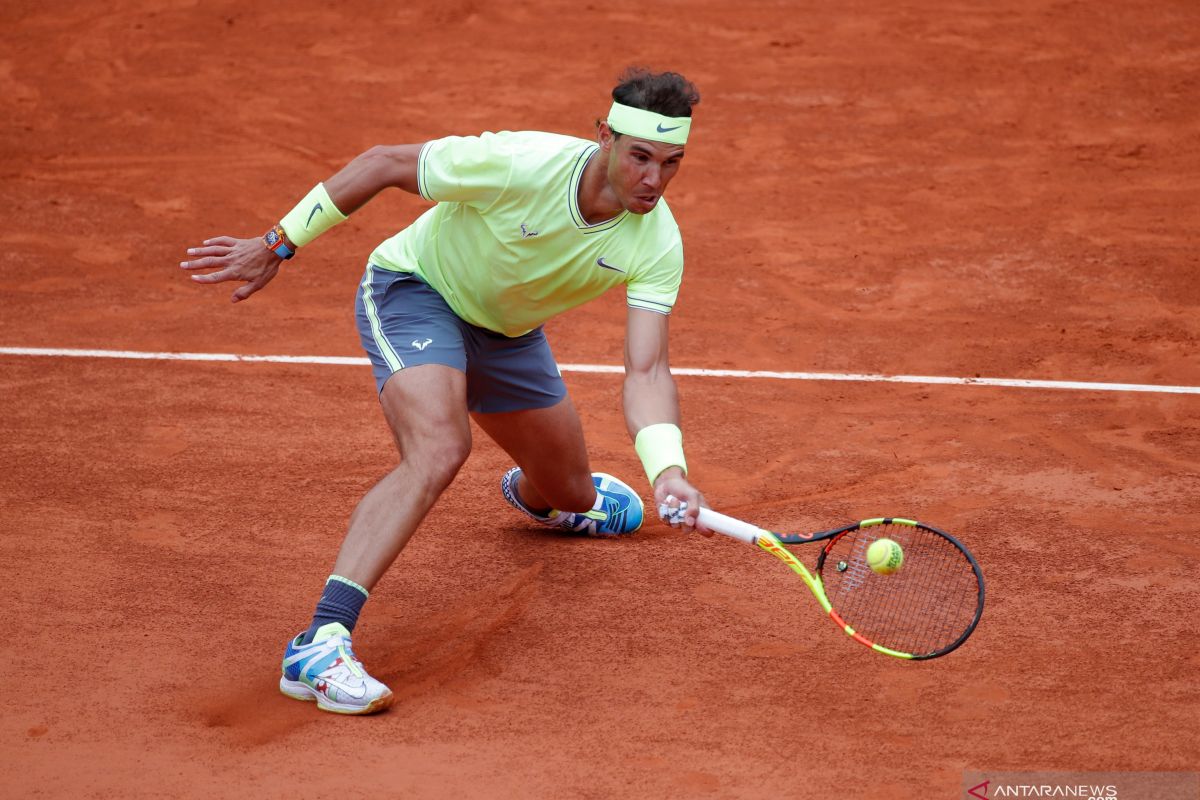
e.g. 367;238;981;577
866;538;903;575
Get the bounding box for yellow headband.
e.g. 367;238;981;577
607;101;691;145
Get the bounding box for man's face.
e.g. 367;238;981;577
600;125;685;214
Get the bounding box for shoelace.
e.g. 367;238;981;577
292;636;365;679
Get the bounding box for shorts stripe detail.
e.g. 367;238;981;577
360;265;404;373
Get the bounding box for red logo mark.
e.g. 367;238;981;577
967;780;989;799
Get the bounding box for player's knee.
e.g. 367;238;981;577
410;435;471;491
433;442;471;489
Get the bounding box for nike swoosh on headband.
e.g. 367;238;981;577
656;123;683;133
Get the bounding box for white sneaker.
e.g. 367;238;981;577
279;622;393;715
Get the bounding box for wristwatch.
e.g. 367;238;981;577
262;225;295;260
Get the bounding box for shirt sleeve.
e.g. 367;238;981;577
626;241;684;315
416;132;514;209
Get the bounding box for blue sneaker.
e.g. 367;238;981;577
501;467;644;537
279;622;393;715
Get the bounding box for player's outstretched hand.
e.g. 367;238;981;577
180;235;283;303
654;468;711;535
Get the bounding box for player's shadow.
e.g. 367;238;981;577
370;560;543;700
189;561;543;745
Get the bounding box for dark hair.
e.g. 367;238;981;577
611;67;700;118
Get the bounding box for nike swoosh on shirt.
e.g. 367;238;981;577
305;203;324;228
597;257;626;273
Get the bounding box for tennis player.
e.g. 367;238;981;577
181;68;708;715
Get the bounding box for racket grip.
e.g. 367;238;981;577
697;508;768;545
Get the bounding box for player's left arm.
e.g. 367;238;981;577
622;307;710;533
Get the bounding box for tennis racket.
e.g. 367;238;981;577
697;508;984;660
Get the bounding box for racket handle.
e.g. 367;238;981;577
697;508;769;545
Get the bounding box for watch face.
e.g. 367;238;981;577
265;229;281;246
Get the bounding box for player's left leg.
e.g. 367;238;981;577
465;325;642;536
473;398;644;537
472;394;593;512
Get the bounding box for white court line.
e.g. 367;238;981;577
1;346;1198;395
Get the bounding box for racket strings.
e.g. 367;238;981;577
819;524;980;656
899;538;974;650
890;529;977;652
882;527;976;652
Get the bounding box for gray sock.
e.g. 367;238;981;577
301;575;368;644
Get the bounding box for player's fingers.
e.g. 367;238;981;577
656;495;674;523
230;281;263;303
657;495;688;528
185;245;233;259
202;236;238;247
179;255;232;271
683;498;714;536
189;267;238;284
231;268;278;303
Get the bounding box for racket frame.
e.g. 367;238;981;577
696;508;985;660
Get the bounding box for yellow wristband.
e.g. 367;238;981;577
634;423;687;486
279;182;347;247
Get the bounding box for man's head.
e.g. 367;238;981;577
598;67;700;215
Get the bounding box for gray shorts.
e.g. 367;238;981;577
355;265;567;413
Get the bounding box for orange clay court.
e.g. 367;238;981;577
2;1;1198;798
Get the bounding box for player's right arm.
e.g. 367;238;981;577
322;144;424;210
180;144;424;303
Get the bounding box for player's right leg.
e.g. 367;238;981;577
280;267;472;716
279;363;469;714
331;363;471;589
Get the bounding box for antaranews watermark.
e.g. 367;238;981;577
963;771;1198;800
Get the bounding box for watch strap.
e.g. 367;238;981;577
262;225;295;260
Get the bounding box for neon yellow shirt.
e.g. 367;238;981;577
369;131;684;337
